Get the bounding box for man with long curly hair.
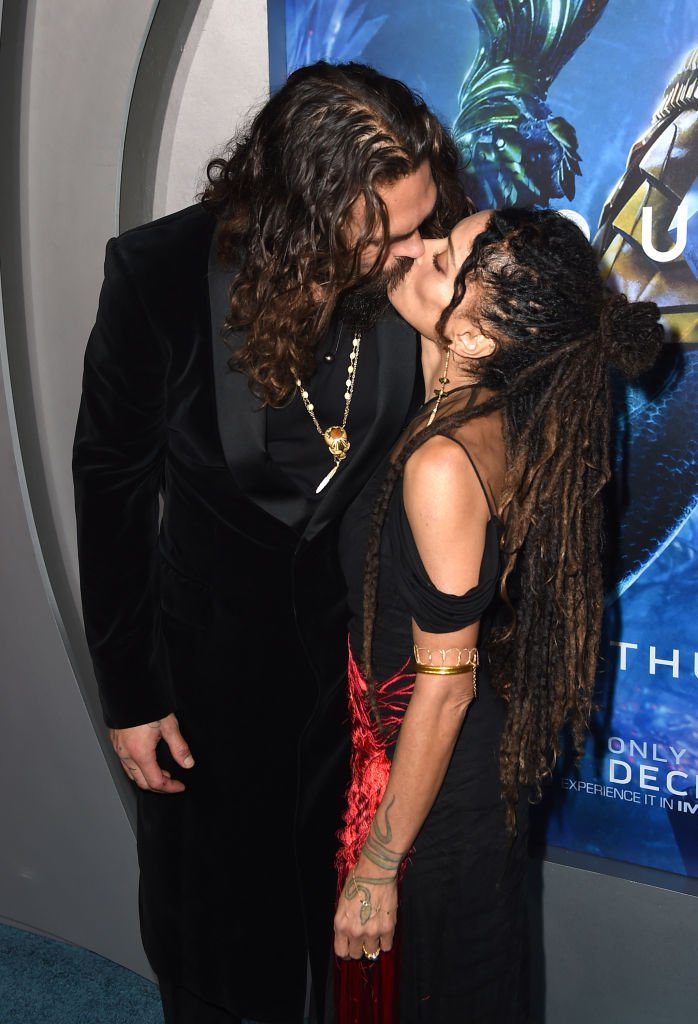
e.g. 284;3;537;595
73;62;470;1024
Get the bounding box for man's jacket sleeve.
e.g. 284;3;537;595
73;237;172;729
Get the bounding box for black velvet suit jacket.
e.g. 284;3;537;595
73;204;419;1019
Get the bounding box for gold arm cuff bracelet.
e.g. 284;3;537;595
410;660;474;676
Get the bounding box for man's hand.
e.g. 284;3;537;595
110;713;194;793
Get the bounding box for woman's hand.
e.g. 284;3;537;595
334;852;399;960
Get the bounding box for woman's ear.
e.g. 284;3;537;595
453;328;496;360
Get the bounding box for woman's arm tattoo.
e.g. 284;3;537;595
343;796;407;923
344;873;381;924
362;794;408;873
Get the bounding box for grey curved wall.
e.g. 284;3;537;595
0;0;269;976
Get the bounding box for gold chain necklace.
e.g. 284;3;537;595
295;331;361;493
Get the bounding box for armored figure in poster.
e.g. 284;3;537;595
454;0;609;207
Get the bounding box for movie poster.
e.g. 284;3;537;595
284;0;698;879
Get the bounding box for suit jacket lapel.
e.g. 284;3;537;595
209;234;419;540
208;237;308;530
303;308;420;543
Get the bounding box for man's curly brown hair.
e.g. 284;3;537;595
200;61;471;405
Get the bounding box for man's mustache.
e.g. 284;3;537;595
335;257;414;330
383;256;413;291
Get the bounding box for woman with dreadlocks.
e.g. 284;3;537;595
333;207;663;1022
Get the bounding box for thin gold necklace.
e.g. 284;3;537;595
295;330;361;493
426;346;451;427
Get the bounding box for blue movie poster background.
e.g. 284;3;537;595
284;0;698;879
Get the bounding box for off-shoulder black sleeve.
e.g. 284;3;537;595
388;480;502;634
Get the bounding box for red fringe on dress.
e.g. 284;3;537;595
334;644;415;1024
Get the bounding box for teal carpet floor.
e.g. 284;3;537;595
0;922;163;1024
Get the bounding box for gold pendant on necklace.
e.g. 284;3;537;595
296;331;361;494
315;427;351;493
323;425;351;460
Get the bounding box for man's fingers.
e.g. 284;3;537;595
138;753;185;792
160;715;195;769
119;753;185;793
124;746;159;787
118;758;140;780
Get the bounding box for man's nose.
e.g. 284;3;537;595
390;230;426;260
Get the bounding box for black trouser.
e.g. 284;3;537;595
158;978;305;1024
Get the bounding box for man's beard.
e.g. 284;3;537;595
336;256;413;331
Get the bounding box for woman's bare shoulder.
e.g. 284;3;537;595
403;436;491;595
403;435;491;527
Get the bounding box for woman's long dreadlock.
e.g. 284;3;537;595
361;208;663;826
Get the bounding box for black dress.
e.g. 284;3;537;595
337;404;529;1024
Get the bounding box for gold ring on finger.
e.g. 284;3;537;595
362;941;381;961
